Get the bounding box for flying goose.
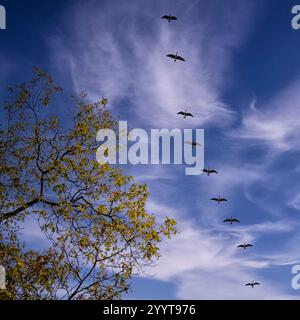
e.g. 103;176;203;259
167;52;185;62
162;14;178;22
237;243;253;250
210;196;228;204
203;168;218;176
245;281;260;288
223;217;240;224
177;110;194;118
185;141;201;148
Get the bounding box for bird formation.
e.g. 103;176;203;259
209;188;258;287
208;171;258;287
161;13;260;290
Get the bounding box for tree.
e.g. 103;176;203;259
0;69;177;300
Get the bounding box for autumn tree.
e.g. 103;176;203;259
0;69;176;300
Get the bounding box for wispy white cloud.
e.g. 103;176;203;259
176;269;295;300
214;219;297;238
288;193;300;211
233;80;300;152
144;217;297;299
50;0;257;128
140;155;300;299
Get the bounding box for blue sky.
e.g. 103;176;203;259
2;0;300;299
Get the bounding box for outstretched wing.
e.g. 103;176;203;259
254;282;260;286
233;219;240;223
211;198;218;201
177;111;185;116
210;170;218;174
223;219;231;223
170;16;178;20
185;112;194;117
220;198;228;202
161;15;170;20
167;54;176;59
203;168;209;173
186;141;200;146
176;55;186;62
245;283;251;286
237;245;244;248
246;244;253;247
